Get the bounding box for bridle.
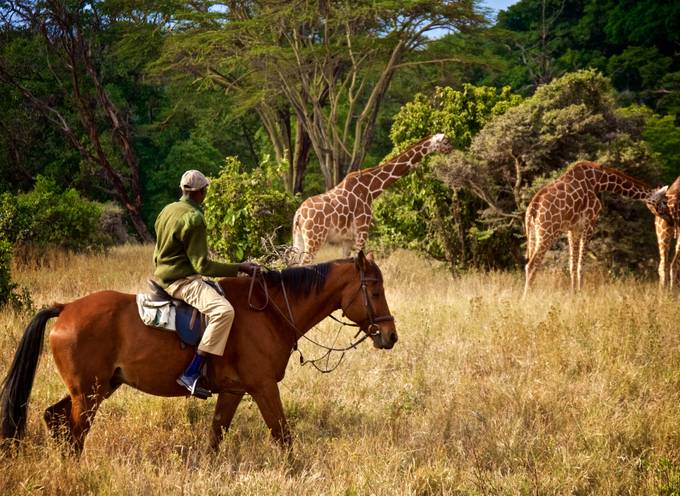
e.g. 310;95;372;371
337;264;394;338
246;260;395;372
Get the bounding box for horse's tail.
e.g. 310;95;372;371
1;304;63;441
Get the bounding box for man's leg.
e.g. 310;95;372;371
166;276;235;397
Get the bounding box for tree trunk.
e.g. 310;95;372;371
291;120;311;194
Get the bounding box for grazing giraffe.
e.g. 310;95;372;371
660;176;680;288
524;161;668;295
292;133;453;264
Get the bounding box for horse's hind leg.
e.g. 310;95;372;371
43;389;105;456
44;378;121;454
44;395;72;443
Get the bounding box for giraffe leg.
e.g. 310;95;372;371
575;221;596;292
670;231;680;290
523;230;560;297
352;225;369;255
655;218;670;289
567;230;580;293
341;241;353;258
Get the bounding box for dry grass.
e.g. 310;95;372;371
0;245;678;495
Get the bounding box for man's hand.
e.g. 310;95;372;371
237;261;261;276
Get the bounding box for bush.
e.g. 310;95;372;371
0;239;15;306
204;157;298;261
0;175;108;253
0;238;32;311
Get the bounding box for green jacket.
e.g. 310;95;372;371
153;196;239;287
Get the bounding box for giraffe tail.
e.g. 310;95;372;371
292;209;305;254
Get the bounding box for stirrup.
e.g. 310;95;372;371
177;375;212;400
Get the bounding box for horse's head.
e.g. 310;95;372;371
340;251;398;350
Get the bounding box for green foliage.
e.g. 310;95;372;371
0;239;15;306
157;0;484;188
390;85;523;150
0;176;107;252
204;157;298;261
143;135;224;228
493;0;680;109
373;84;522;268
639;110;680;182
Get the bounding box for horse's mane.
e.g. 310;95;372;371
263;262;334;297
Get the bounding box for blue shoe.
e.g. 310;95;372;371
176;372;212;399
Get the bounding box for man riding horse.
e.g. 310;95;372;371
153;170;260;398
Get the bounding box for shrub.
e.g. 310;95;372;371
0;239;15;306
204;157;298;261
0;175;108;253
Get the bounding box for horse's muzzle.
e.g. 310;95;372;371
371;328;398;349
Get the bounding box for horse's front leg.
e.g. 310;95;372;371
250;382;291;447
209;391;245;451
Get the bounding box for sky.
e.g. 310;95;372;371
483;0;519;13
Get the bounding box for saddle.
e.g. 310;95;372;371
135;279;225;347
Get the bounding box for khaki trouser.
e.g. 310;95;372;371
165;275;235;356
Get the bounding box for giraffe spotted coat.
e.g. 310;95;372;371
524;161;668;295
292;134;453;264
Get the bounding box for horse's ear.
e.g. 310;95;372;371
355;250;368;270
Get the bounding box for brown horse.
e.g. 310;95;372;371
0;251;397;455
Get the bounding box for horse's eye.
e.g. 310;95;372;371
372;292;380;298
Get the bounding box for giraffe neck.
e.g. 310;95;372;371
589;165;653;200
357;145;427;202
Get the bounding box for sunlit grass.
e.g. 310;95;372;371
0;245;678;494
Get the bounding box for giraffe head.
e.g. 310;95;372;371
666;176;680;226
646;185;674;225
428;133;453;155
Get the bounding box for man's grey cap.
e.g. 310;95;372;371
180;170;210;191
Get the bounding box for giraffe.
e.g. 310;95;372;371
659;175;680;288
292;133;453;264
523;161;668;296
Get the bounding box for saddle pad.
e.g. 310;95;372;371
135;294;203;347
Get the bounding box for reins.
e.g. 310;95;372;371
246;262;392;373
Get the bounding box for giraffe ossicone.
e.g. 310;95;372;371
523;161;669;296
292;134;453;264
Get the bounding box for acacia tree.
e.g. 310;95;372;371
160;0;484;191
0;0;153;241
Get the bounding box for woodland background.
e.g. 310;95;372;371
1;0;680;303
0;3;679;493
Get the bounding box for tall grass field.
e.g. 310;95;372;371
0;245;678;495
